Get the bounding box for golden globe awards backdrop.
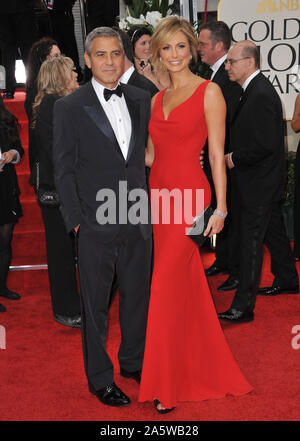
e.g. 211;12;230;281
218;0;300;120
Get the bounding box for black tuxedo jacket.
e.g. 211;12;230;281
53;81;152;242
127;69;159;98
231;72;285;207
212;62;242;151
35;93;60;190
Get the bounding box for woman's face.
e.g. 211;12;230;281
134;34;151;60
47;44;61;60
66;66;79;93
159;31;191;73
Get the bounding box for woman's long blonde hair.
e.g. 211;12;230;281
32;56;75;127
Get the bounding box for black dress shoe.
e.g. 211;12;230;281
120;367;141;384
0;288;21;300
0;303;6;312
217;275;239;292
53;313;81;328
92;382;131;407
258;285;299;296
218;308;254;323
205;262;228;277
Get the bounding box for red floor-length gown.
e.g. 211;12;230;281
138;81;253;409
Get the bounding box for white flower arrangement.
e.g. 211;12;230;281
120;0;179;31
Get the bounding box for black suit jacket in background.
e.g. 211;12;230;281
0;0;35;14
231;72;285;207
127;69;159;98
203;62;242;206
34;93;59;190
53;81;152;242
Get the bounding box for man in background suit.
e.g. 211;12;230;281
53;27;152;407
84;0;119;32
218;41;299;323
46;0;82;81
0;0;37;98
198;21;242;291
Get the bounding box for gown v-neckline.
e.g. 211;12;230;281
161;80;209;121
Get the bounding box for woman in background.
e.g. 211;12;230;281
291;92;300;260
0;95;24;312
128;26;170;90
32;56;81;328
25;37;61;180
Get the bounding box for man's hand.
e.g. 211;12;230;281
225;153;234;169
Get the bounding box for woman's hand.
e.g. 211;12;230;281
204;214;225;237
135;58;149;75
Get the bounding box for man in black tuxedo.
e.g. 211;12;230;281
53;27;152;407
0;0;37;98
218;41;299;324
198;21;242;291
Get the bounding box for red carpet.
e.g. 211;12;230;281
1;92;300;422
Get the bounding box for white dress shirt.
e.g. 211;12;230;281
242;69;260;91
91;77;132;160
119;65;135;85
210;54;228;80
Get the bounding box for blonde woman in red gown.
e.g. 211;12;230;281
138;16;253;414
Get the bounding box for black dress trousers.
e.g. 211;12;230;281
78;222;151;391
0;10;37;93
231;201;299;312
40;205;81;317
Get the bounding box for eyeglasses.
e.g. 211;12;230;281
224;57;251;66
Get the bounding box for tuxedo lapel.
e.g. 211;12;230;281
122;84;140;163
83;83;123;160
212;63;225;84
232;72;263;123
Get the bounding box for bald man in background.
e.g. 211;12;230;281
218;41;298;323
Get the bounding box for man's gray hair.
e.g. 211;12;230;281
85;27;124;55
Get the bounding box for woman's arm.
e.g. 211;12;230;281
291;93;300;133
145;134;155;167
203;81;227;237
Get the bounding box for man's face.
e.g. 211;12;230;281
225;45;250;85
84;36;124;88
198;29;218;66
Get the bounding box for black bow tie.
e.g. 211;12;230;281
103;85;123;101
